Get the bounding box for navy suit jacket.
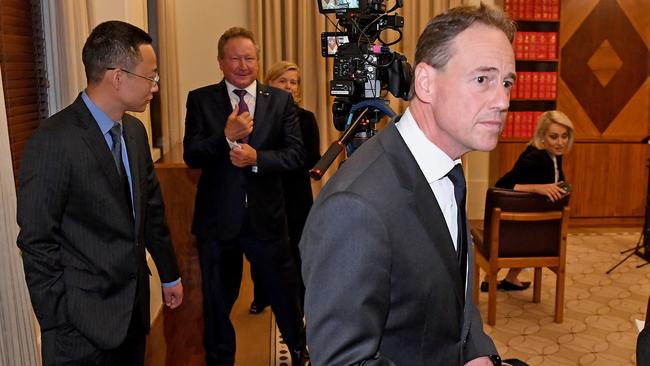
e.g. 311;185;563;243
282;107;321;237
17;95;180;349
183;80;305;241
300;119;496;365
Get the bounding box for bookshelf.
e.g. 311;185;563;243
502;0;560;141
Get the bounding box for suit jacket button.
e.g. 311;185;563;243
130;273;136;279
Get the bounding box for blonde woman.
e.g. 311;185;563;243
482;110;574;292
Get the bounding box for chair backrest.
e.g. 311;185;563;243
479;188;570;259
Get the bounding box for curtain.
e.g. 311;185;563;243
42;0;92;115
247;0;468;190
156;0;183;153
0;67;39;366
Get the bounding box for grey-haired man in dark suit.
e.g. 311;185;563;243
183;26;306;366
301;4;516;366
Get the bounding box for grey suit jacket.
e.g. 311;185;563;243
300;119;496;365
17;95;180;349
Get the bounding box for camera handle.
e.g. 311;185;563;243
309;107;370;180
310;100;396;180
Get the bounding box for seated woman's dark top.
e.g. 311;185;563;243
495;145;564;189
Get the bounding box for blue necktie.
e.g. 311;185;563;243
108;123;125;176
108;123;133;216
233;89;250;143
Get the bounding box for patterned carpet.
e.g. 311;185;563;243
271;231;648;365
480;231;648;365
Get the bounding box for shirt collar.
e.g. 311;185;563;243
81;90;118;135
395;108;461;184
225;79;257;99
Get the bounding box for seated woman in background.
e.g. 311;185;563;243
482;110;574;292
249;61;321;313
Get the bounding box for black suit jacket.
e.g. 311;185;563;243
17;95;180;349
282;107;321;237
495;145;564;189
183;80;305;241
300;119;496;365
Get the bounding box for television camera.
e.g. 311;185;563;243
310;0;412;180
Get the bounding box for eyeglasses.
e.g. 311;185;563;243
106;67;160;85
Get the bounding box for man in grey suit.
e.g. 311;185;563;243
300;4;516;366
17;21;182;366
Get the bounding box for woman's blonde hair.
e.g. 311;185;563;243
264;61;301;104
529;110;574;151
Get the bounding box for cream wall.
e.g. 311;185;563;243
175;1;248;133
89;0;148;26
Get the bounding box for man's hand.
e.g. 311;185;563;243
162;281;183;309
230;144;257;168
224;104;253;141
465;356;494;366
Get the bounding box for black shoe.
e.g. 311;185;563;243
480;281;489;292
291;346;309;366
497;279;531;291
249;301;269;314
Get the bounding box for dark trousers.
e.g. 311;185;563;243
41;306;146;366
252;215;307;310
198;232;305;366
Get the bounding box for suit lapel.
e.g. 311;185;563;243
411;176;465;305
250;84;272;147
215;81;232;115
74;97;123;192
380;122;465;305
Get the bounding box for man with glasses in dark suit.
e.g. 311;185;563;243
17;20;182;366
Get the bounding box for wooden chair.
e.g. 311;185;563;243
471;188;570;325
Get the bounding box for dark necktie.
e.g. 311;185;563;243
108;123;133;216
447;163;468;288
233;89;250;143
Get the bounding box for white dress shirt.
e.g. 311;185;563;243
395;108;462;251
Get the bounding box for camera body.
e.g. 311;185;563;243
318;0;411;131
310;0;411;179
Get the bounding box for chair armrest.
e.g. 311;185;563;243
470;227;484;248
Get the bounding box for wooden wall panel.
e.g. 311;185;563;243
154;144;200;275
563;143;648;218
531;0;650;225
560;0;648;137
605;78;650;137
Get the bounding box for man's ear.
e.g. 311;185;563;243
413;63;436;103
107;69;122;89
